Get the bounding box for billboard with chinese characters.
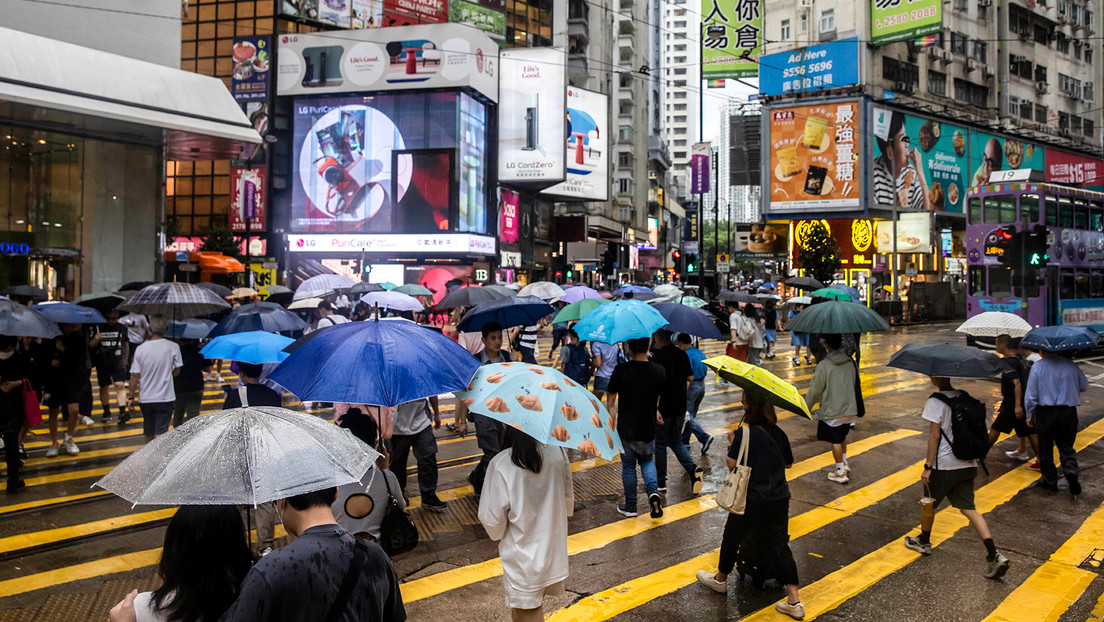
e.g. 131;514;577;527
759;38;860;97
792;218;877;268
871;0;942;46
448;0;506;43
229;167;267;232
499;189;519;243
871;106;967;213
542;87;609;200
231;37;271;102
1044;149;1104;190
766;102;860;211
497;47;567;186
701;0;761;79
691;142;711;194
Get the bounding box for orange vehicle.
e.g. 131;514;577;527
163;250;246;287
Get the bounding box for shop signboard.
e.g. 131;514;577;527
448;0;506;43
767;102;860;211
276;24;499;103
792;218;876;268
871;0;942;46
690;142;710;194
231;37;271;102
249;262;277;294
383;0;448;26
229;167;267;233
732;223;789;258
167;237;267;256
542;87;609;200
497;47;566;186
871;106;967;213
685;206;699;241
1045;149;1104;189
499;189;519;243
287;232;496;254
352;0;384;28
876;211;931;253
701;0;761;79
759;38;860;97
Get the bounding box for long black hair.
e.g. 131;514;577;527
151;506;253;622
501;425;543;473
742;389;778;426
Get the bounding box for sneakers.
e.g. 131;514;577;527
792;357;800;365
1032;480;1060;492
903;535;932;556
765;352;776;359
701;436;715;455
1068;474;1082;495
45;444;59;458
804;355;813;363
827;471;849;484
80;416;94;426
617;503;639;517
422;495;449;512
63;436;79;455
259;546;274;557
466;472;481;499
691;467;704;495
649;493;663;518
1005;449;1031;461
1026;461;1041;472
6;479;26;493
695;570;727;593
842;459;852;475
117;411;131;426
985;552;1010;579
657;482;667;493
775;600;806;620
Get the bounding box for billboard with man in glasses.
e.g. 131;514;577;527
871;106;968;213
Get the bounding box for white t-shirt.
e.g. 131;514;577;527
316;314;350;329
921;390;978;470
729;312;748;345
132;591;171;622
131;339;183;403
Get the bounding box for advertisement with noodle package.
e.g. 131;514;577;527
767;102;861;211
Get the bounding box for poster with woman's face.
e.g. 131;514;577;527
871;107;967;213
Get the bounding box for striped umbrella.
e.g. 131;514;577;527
294;274;356;300
118;282;231;319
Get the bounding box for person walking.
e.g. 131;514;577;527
93;310;129;423
479;427;573;622
805;334;859;484
511;321;540;364
171;339;209;429
548;307;568;362
651;329;704;496
676;333;714;454
46;322;91;456
606;337;666;519
745;305;767;366
1025;348;1089;495
726;302;750;363
557;329;593;388
390;397;448;512
589;339;620;401
763;300;779;359
903;376;1010;579
456;322;512;497
989;335;1039;462
787;304;811;366
334;409;407;542
696;390;805;620
119;312;150;372
127;316;183;442
0;336;27;492
313;300;350;331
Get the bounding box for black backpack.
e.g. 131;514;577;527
563;342;594;385
930;391;989;463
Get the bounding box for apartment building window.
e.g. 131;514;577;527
780;19;791;39
954;0;967;10
1036;104;1048;123
1058;73;1083;97
799;13;808;32
1059;111;1071;131
674;126;686;135
928;70;947;96
619;125;633;141
819;9;835;32
618;152;633;167
674;20;686;28
673;103;687;111
673;67;687;75
951;32;968;56
883;57;920;89
1057;33;1070;54
971;40;987;63
674;151;686;159
674;91;686;99
978;0;989;19
1074;40;1083;60
1087;46;1094;64
673;115;687;123
675;44;686;51
1085;81;1094;101
619;102;633;115
674;139;687;146
954;79;989;107
673;79;687;86
674;56;686;64
1035;64;1047;82
674;8;685;16
507;0;554;47
1084;118;1095;137
1034;25;1049;44
1010;55;1032;78
1021;100;1034;120
618;178;632;194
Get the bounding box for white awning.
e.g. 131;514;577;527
0;26;260;159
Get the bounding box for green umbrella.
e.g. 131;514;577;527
809;287;852;301
786;300;890;334
552;298;610;324
679;296;708;309
380;282;399;291
393;283;433;296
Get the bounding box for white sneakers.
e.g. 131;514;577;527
695;570;727;593
80;416;95;426
1005;449;1031;461
63;436;79;455
775;600;806;620
827;471;849;484
45;445;59;458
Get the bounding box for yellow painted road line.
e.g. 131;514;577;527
0;466;112;491
981;499;1104;622
1088;589;1104;621
0;548;163;597
403;430;919;604
22;444;144;468
0;509;176;555
0;491;112;516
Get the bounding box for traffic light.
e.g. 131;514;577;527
671;249;681;261
1023;224;1049;268
985;226;1020;269
600;248;615;275
685;253;698;273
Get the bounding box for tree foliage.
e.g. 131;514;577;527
796;221;841;284
200;226;242;261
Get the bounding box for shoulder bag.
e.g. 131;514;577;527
323;539;369;622
717;426;752;515
377;465;419;557
851;357;865;418
22;379;41;428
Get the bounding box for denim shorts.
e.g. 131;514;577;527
593;375;610;392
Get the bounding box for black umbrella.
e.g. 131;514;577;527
651;302;724;339
75;292;126;314
165;318;216;339
208;302;308;337
718;291;759;305
195;282;233;298
2;284;47;301
120;281;156;292
435;286;497;310
456;296;555;332
346;282;385;295
785;276;825;291
887;343;1004;379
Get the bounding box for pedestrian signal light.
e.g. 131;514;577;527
1024;225;1049;268
686;253;698;273
671;249;681;260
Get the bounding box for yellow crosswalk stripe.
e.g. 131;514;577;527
0;491;112;516
0;466;113;490
0;549;164;598
980;499;1104;622
0;509;176;555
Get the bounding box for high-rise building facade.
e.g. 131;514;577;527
661;0;700;201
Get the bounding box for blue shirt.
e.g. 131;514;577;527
590;341;621;379
685;347;708;380
1024;355;1088;418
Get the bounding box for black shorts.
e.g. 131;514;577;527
96;358;129;386
929;467;977;510
816;420;851;444
991;407;1032;437
55;377;92;407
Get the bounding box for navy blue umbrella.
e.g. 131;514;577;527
267;318;481;407
208;302;308;337
165;318;216;340
614;285;655;296
650;302;724;340
887;343;1004;378
456;295;555;332
33;302;106;324
1020;326;1101;352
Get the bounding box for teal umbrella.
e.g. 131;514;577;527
786;300;889;334
809;287;852;301
379;282;399;291
393;283;433;296
552;298;609;324
679;296;708;309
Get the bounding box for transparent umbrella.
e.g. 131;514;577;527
94;406;379;506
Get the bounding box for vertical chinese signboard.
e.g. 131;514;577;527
701;0;761;79
230;37;271;102
499;189;519;243
229;167;267;232
767;102;860;211
691;142;711;194
871;0;943;46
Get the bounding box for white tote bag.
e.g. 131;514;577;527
717;426;752;515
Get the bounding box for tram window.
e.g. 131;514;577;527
1076;273;1089;298
968;197;981;225
1092;273;1104;298
969;265;987;297
984;196;1016;224
1075;201;1089;230
1059;197;1074;227
1021;194;1040;224
990;266;1012;297
1061;269;1076;300
1045;197;1059;226
1091;207;1104;232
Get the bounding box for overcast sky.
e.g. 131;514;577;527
699;78;759;146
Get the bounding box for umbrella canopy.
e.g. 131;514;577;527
75;292;126;314
346;282;385;295
809;287;852;301
552;298;610;324
558;286;602;304
120;281;157;292
228;287;258;299
295;274;356;300
483;285;517;300
955;312;1033;339
760;283;777;290
33;302;106;324
651;302;724;340
1020;326;1102;352
518;281;566;301
704;355;811;418
359;291;425;312
573;299;669;344
263;284;293;296
201;331;295;364
2;284;48;301
887;343;1004;379
456;363;623;460
504;283;522;291
94;406;379;506
268;319;481;406
208;303;308;337
755;294;782;301
195;282;233;298
288;297;323;311
653;284;682;302
613;285;655;296
379;282;399;290
393;284;434;297
719;291;759;305
165;318;216;340
785;276;825;291
785;296;813;306
786;300;889;334
679;296;708;309
435;286;497;310
0;298;60;338
828;284;862;301
118;282;231;319
457;295;555;332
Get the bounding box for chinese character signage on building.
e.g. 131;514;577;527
229;167;267;232
685;204;699;241
759;38;860;97
499;189;519;243
542;87;610;200
871;0;943;46
871;106;967;213
231;37;271;102
767;102;860;211
792;219;876;268
1044;149;1103;189
449;0;506;44
691;142;711;194
701;0;761;79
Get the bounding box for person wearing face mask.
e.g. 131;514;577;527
0;336;27;492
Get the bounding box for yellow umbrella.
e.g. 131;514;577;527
703;355;812;419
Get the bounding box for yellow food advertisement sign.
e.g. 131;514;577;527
768;103;861;211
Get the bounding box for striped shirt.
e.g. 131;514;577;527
871;155;923;210
518;324;539;349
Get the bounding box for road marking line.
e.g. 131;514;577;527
0;509;176;555
1088;587;1104;621
0;466;113;491
0;491;112;516
0;548;164;598
22;444;145;468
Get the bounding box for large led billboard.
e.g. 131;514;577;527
498;47;566;187
542;87;609;200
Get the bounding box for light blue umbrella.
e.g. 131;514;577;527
201;331;295;364
613;285;655;296
33;302;106;324
573;299;669;344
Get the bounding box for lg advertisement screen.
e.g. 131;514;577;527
290;92;487;234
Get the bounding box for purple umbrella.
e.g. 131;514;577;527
558;286;602;304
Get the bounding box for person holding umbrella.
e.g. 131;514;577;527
804;334;860;484
650;329;704;496
786;303;811;366
455;322;513;497
46;322;92;456
1024;348;1089;495
676;333;714;454
726;302;751;363
989;335;1039;464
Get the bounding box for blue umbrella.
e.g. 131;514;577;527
267;318;481;406
573;299;669;344
208;302;308;337
457;295;555;332
201;331;295;365
1020;326;1102;352
32;302;106;324
760;283;777;289
828;284;863;302
613;285;655;296
165;318;216;340
0;298;60;338
650;302;724;340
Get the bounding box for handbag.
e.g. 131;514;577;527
851;358;865;418
22;379;41;428
378;470;419;556
717;426;752;515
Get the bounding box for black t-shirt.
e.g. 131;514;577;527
96;324;127;362
764;308;778;330
650;345;693;419
999;356;1024;416
223;383;283;408
727;424;794;503
606;360;666;442
174;342;208;394
57;331;91;380
0;351;27;433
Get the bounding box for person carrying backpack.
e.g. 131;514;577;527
903;375;1010;580
558;330;594;388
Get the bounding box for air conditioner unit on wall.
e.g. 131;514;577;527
798;0;813;8
982;65;995;78
1037;81;1051;93
894;80;914;93
941;49;953;62
966;58;978;71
